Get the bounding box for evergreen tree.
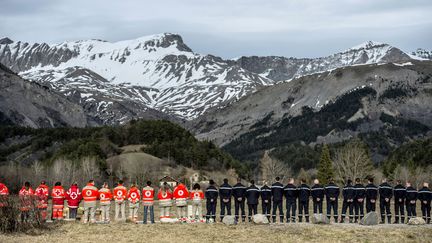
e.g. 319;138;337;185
317;144;334;184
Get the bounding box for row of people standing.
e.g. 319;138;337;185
0;179;213;224
1;177;431;224
217;177;431;224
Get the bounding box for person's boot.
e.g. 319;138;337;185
334;217;339;223
380;217;385;224
387;216;391;224
393;217;399;224
280;216;284;224
298;217;302;223
400;217;405;224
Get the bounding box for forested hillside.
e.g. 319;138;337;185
0;120;246;191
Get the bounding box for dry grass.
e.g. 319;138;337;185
2;195;430;242
0;221;431;243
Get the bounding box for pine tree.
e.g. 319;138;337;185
317;144;334;185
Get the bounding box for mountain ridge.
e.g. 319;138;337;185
0;34;429;124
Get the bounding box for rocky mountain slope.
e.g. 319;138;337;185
0;35;425;124
232;41;413;82
0;34;270;122
192;61;432;162
0;63;88;127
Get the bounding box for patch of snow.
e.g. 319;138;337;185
393;62;413;67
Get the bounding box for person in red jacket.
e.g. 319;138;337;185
66;182;82;219
82;180;99;223
113;180;127;221
189;183;205;222
142;181;155;224
19;181;34;222
0;181;10;207
35;181;49;221
173;181;189;222
51;181;66;220
158;182;173;220
127;183;141;223
99;182;112;223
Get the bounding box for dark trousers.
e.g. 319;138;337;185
313;200;323;214
272;200;283;223
341;200;354;222
298;200;309;222
286;200;296;222
406;202;417;219
326;200;338;221
366;199;376;213
220;199;231;220
394;200;405;223
421;203;431;223
380;200;391;223
69;208;77;219
248;204;258;221
234;199;245;222
143;205;155;224
207;201;217;221
20;211;30;222
262;200;271;220
354;200;364;221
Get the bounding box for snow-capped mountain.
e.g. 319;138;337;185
233;41;412;82
411;48;432;60
0;35;424;124
0;34;270;122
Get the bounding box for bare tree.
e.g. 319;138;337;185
260;150;291;183
333;139;373;183
393;165;432;188
80;157;101;185
393;165;410;183
30;160;46;186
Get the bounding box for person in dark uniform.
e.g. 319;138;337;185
284;178;298;223
205;179;218;222
365;178;378;213
232;178;247;223
325;178;340;223
246;180;260;222
260;181;272;221
297;179;310;223
219;178;232;221
393;180;406;224
405;181;418;221
341;179;355;223
311;179;324;214
353;178;366;223
418;182;431;224
378;178;393;224
271;177;284;223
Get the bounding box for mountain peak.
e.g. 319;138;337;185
127;33;192;52
0;37;13;45
348;41;388;51
411;48;432;60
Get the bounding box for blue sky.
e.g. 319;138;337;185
1;0;431;58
